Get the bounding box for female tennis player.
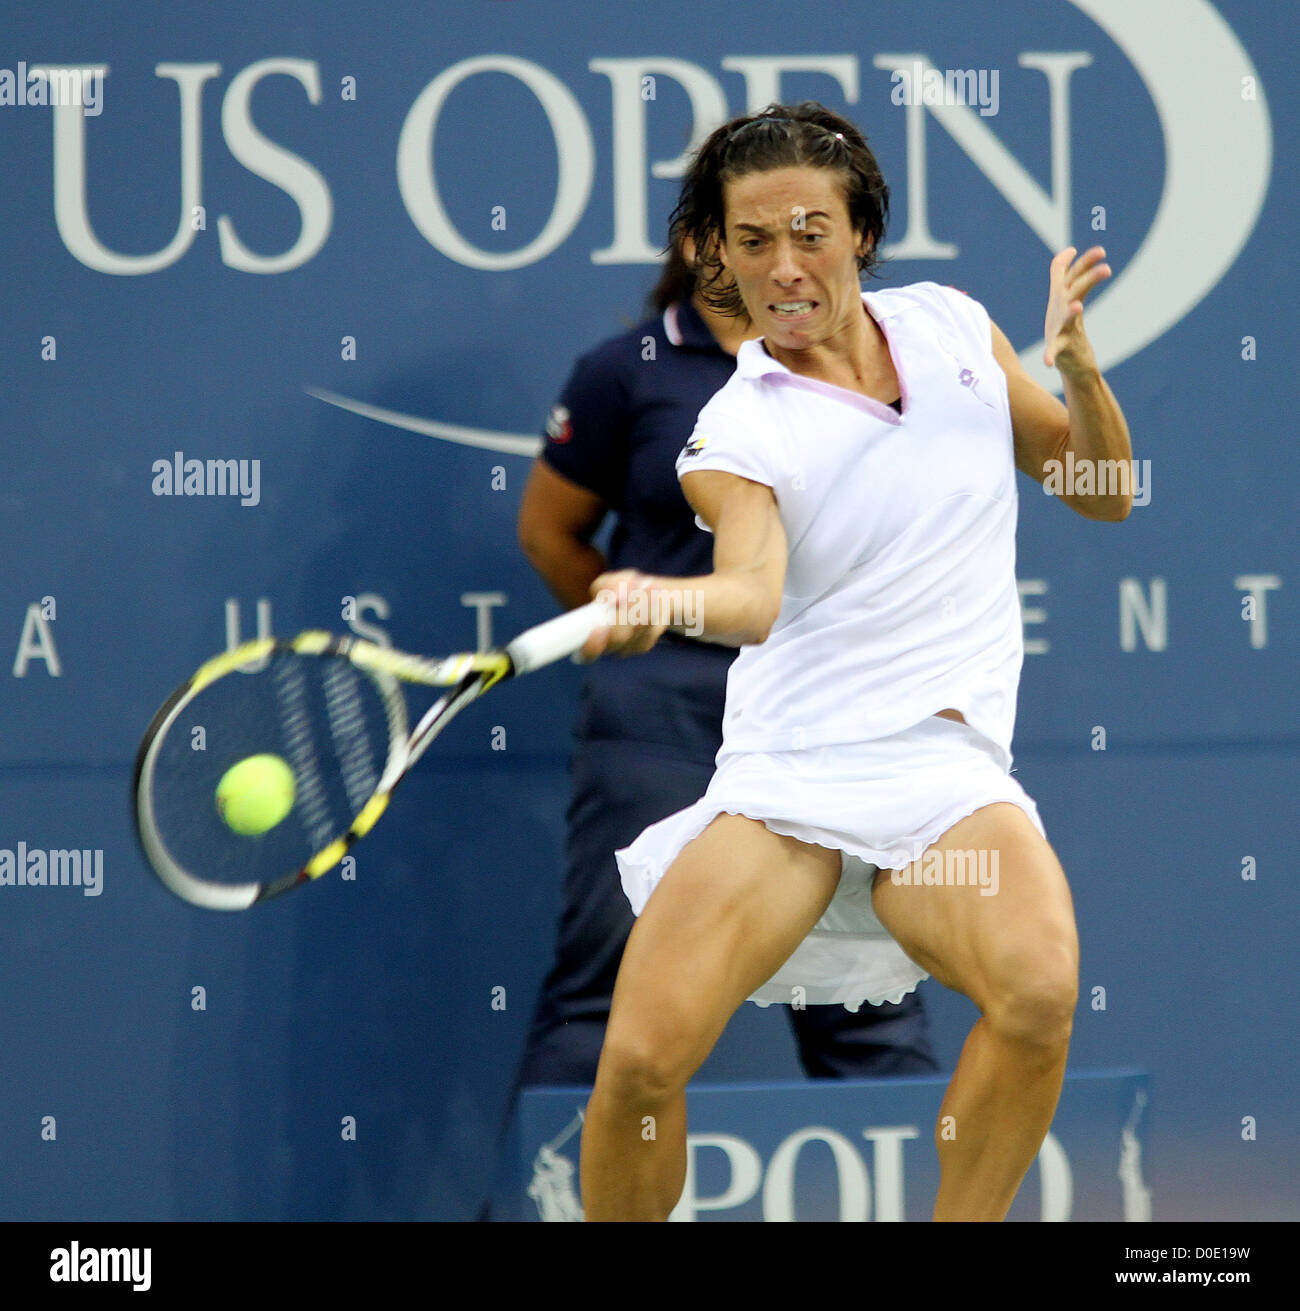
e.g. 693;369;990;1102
575;102;1133;1222
510;227;935;1091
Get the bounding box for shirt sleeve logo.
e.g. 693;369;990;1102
680;433;708;459
545;403;572;443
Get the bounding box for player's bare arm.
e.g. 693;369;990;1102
580;470;787;659
991;245;1134;522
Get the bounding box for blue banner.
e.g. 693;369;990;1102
0;0;1293;1221
512;1072;1152;1221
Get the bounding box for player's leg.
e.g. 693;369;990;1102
870;801;1078;1220
481;746;717;1218
580;813;842;1220
515;743;716;1085
787;987;938;1076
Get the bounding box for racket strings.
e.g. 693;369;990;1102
273;655;338;849
321;658;381;815
143;650;403;897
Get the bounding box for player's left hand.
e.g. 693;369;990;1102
1044;245;1110;373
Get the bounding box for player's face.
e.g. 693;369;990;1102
719;166;869;351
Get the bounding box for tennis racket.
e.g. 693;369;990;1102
133;599;612;910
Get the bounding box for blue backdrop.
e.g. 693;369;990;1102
0;0;1294;1220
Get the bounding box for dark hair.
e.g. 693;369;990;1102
665;101;889;318
646;237;695;314
644;230;754;330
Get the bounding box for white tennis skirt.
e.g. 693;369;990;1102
615;714;1046;1013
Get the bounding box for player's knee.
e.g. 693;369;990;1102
596;1030;689;1106
983;942;1078;1053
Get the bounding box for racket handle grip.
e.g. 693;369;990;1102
505;599;615;676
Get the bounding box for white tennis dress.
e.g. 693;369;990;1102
615;281;1047;1011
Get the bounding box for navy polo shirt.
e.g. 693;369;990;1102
539;298;738;759
541;298;741;576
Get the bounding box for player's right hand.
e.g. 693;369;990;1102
579;570;668;660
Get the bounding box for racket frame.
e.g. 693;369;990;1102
133;600;611;910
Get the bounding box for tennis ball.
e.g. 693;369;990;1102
215;754;296;836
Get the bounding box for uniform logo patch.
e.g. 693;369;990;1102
545;404;572;443
680;433;708;459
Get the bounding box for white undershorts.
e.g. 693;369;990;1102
615;713;1046;1012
